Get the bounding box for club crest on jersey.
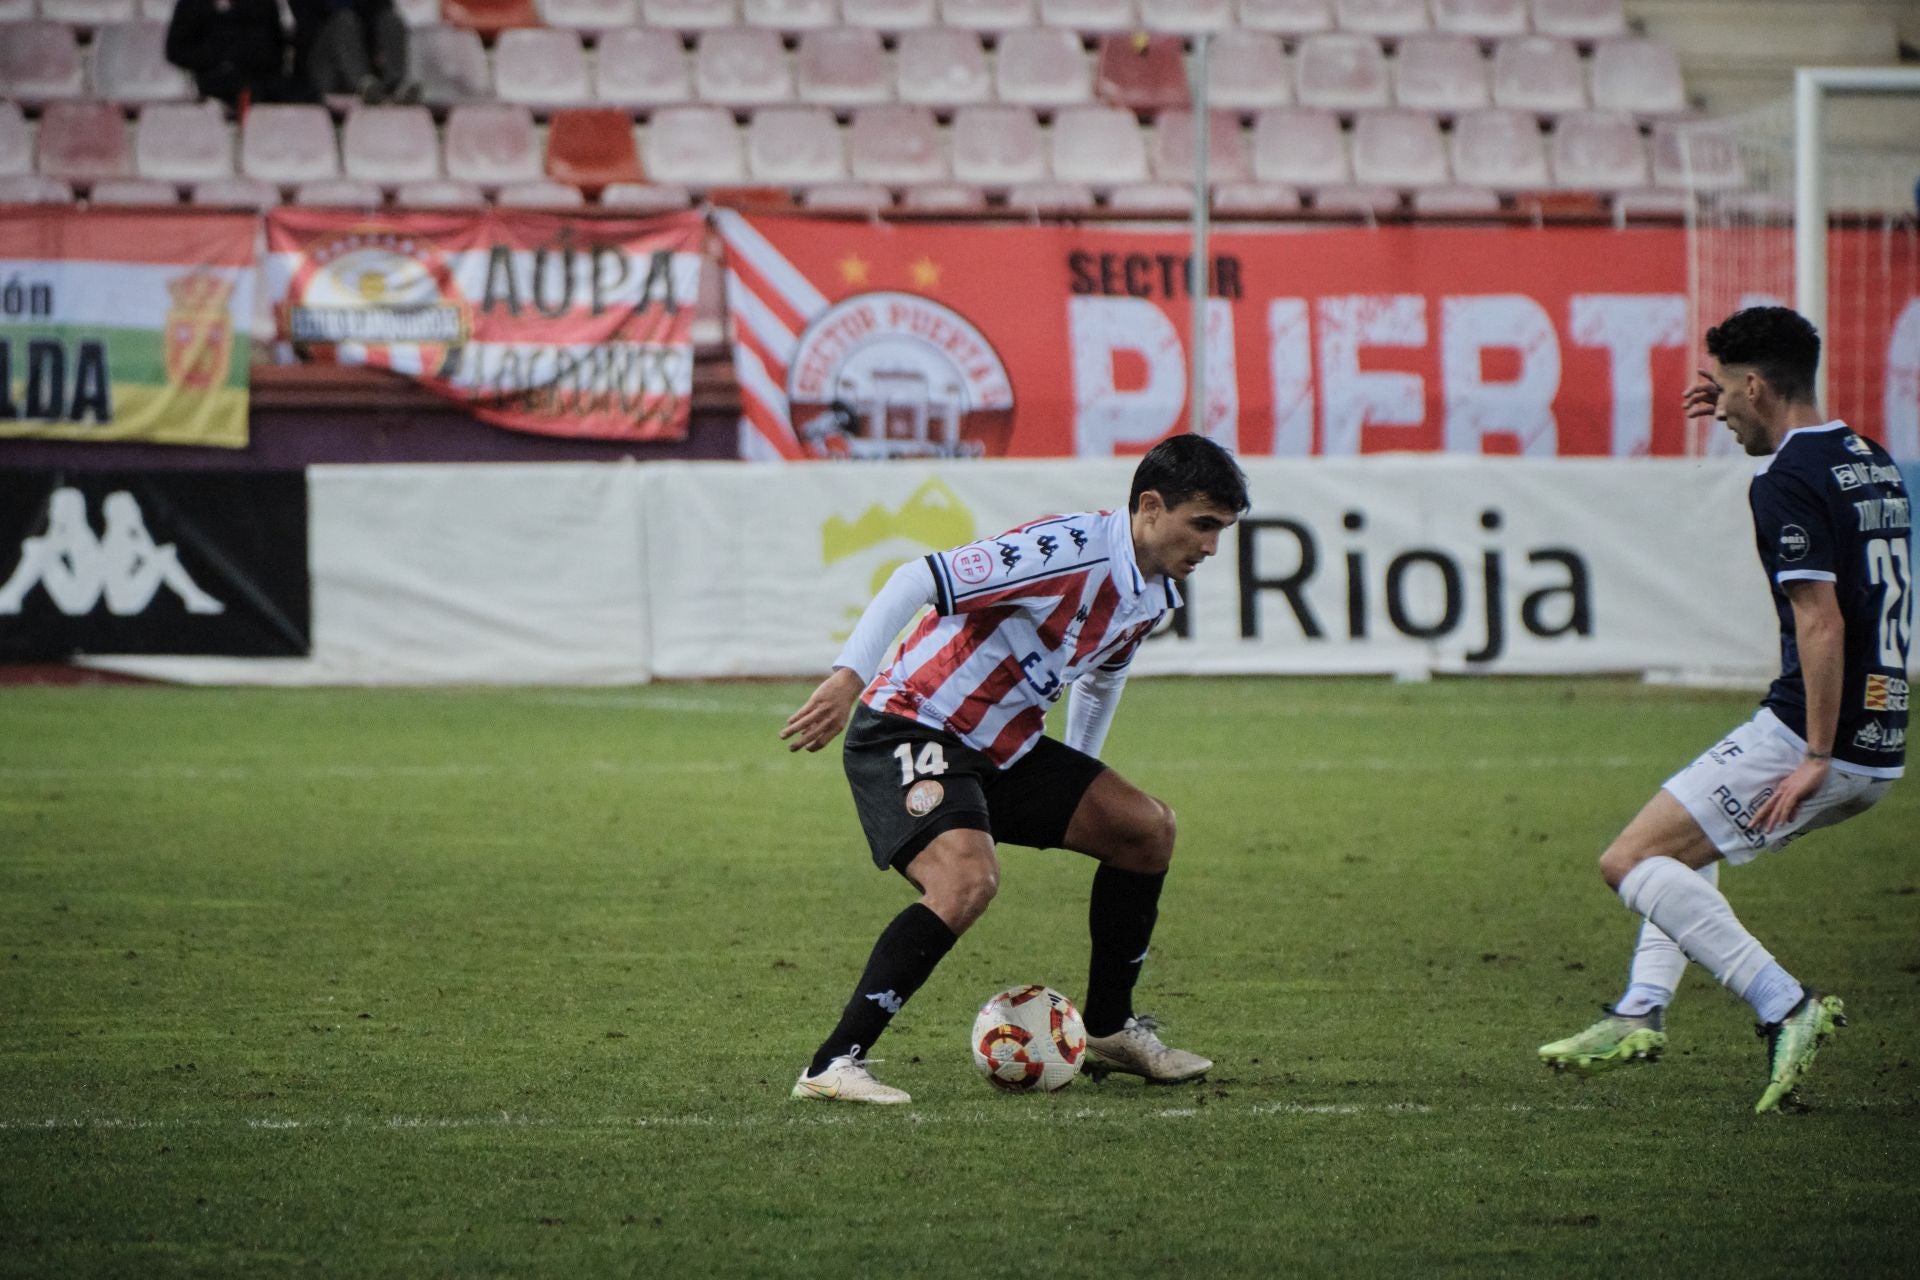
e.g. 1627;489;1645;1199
905;779;945;817
1777;525;1810;561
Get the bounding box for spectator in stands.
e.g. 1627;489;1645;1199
164;0;306;109
291;0;416;104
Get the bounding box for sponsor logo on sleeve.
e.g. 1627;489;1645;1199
904;779;945;817
951;545;994;584
1844;433;1874;457
1865;674;1908;712
1777;525;1810;561
1851;721;1904;753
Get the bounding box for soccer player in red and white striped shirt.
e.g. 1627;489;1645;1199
781;435;1250;1104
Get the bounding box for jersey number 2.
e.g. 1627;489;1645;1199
1866;538;1912;667
894;742;950;785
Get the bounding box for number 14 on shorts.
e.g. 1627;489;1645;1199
894;742;950;784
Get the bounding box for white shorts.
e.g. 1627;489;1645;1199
1663;711;1895;864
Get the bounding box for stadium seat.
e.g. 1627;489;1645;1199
1206;31;1291;110
694;28;795;106
1005;179;1094;212
1211;180;1302;212
1529;0;1625;41
294;179;385;207
89;22;193;105
444;103;543;184
1138;0;1230;34
1589;38;1687;116
996;28;1092;108
1611;188;1687;221
1312;183;1400;213
745;0;839;29
342;106;441;183
135;102;234;181
797;27;892;106
1412;183;1502;213
801;181;893;211
190;177;280;208
896;28;991;108
396;0;442;24
87;177;178;205
496;179;586;206
1150;110;1251;183
539;0;638;33
0;103;29;176
1450;107;1549;188
1238;0;1332;36
1491;36;1586;114
1350;108;1449;186
747;105;847;182
642;104;748;184
39;0;137;23
1295;33;1391;111
1649;120;1742;191
848;105;946;182
495;28;592;109
595;29;693;109
1393;33;1490;114
599;181;693;209
1050;105;1147;185
843;0;935;31
1106;182;1193;213
644;0;738;29
0;22;85;104
1251;106;1349;184
940;0;1035;33
239;105;339;185
950;104;1045;184
1038;0;1135;35
411;25;493;106
394;179;488;206
440;0;541;37
0;175;75;203
1550;109;1648;189
1431;0;1525;38
37;100;134;184
545;107;644;188
899;181;987;210
1334;0;1427;37
1093;33;1188;112
0;0;33;16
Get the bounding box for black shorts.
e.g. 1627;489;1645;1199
842;704;1107;873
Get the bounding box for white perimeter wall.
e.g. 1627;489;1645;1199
93;458;1806;686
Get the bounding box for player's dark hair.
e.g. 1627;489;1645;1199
1705;306;1821;404
1129;434;1251;515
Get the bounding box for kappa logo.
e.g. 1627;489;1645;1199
864;989;904;1015
997;541;1022;573
1036;533;1058;563
1777;524;1810;562
0;487;224;618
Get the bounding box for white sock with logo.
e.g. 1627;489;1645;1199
1614;862;1720;1016
1616;857;1802;1023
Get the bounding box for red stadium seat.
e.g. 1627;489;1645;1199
495;28;593;110
294;179;385;207
1139;0;1230;34
1491;36;1587;115
801;181;894;212
190;177;280;209
1334;0;1428;37
899;181;987;210
394;179;488;207
411;25;494;106
996;27;1093;108
1050;105;1148;185
1350;108;1450;187
1094;33;1189;113
843;0;936;32
1530;0;1626;41
694;28;796;106
441;0;541;38
940;0;1036;33
1207;31;1292;111
950;104;1046;185
600;181;694;209
745;0;839;29
1295;33;1391;112
1038;1;1136;35
797;27;893;106
546;108;645;189
644;0;739;30
343;105;442;183
1392;34;1490;114
1251;106;1349;185
37;100;134;184
1211;181;1302;213
88;177;178;204
0;175;76;203
1150;110;1251;184
1550;110;1649;190
595;28;694;109
897;28;991;108
496;179;587;206
539;0;639;34
1006;179;1095;213
1238;0;1332;37
0;103;29;176
136;102;234;181
1590;38;1688;117
1450;107;1550;189
90;21;193;105
240;104;340;185
643;104;748;185
444;103;543;185
0;22;85;105
849;105;947;183
1431;0;1525;38
746;106;847;183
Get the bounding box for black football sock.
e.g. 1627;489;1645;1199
808;902;958;1076
1082;865;1166;1037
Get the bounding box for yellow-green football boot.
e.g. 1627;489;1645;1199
1755;992;1845;1115
1538;1006;1667;1073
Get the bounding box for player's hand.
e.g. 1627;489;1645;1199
1681;367;1721;419
1752;754;1830;833
780;667;864;753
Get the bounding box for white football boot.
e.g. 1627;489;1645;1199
1084;1015;1213;1083
791;1050;911;1105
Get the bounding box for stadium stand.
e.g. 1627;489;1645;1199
394;177;489;205
896;27;992;107
941;0;1038;34
1312;182;1400;214
410;24;493;105
88;176;179;203
1549;109;1650;190
1350;107;1450;188
495;177;586;204
1334;0;1429;37
294;178;386;207
1450;107;1552;190
240;105;340;186
443;102;543;185
1431;0;1527;38
745;0;839;29
0;0;33;17
848;104;947;183
995;26;1094;108
594;27;693;108
1251;106;1350;186
441;0;541;37
1491;35;1588;114
842;0;937;32
1005;179;1095;212
600;179;694;208
1093;33;1189;111
1150;110;1252;185
1139;0;1232;35
342;105;443;184
899;181;988;210
41;0;140;23
1391;33;1491;114
0;174;76;202
89;21;193;105
643;0;739;31
494;27;594;109
0;102;30;177
1411;183;1503;213
1295;33;1392;111
1039;0;1135;35
545;107;645;188
0;22;86;105
538;0;639;34
1106;181;1194;213
746;105;848;182
796;27;892;106
1209;180;1301;212
950;103;1046;185
801;179;893;210
1204;31;1292;110
694;27;796;106
1647;119;1741;190
189;176;280;208
36;100;134;187
1239;0;1334;35
1589;37;1688;116
1530;0;1628;40
1050;104;1150;187
134;101;235;182
642;103;748;184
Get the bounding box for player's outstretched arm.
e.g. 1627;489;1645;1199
781;667;866;753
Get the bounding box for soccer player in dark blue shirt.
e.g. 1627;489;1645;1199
1539;307;1911;1112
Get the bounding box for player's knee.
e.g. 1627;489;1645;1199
947;862;1000;924
1597;843;1638;892
1118;797;1176;873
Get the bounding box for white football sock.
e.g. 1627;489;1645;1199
1615;862;1720;1015
1617;856;1798;1022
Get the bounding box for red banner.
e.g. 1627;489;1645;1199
265;209;705;441
719;213;1920;460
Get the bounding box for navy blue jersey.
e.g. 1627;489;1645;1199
1749;422;1911;777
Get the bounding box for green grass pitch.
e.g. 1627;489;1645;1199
2;678;1916;1277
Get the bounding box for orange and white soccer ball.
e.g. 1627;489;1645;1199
971;985;1087;1093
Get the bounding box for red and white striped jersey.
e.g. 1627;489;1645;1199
862;508;1180;767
